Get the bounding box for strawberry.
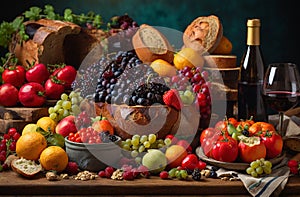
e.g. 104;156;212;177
163;89;182;110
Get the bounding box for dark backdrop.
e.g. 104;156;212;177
1;0;299;67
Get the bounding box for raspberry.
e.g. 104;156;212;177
288;160;298;168
137;165;150;178
98;170;107;178
105;166;115;178
163;89;182;110
123;170;134;180
289;167;299;175
65;161;79;175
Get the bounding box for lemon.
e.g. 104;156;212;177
150;59;177;77
173;47;204;70
36;117;57;133
22;123;38;135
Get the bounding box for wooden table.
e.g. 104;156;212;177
0;170;299;196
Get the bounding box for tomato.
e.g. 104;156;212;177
211;135;238;162
56;65;77;89
238;136;266;163
44;77;65;100
237;117;255;130
181;153;199;171
248;122;276;136
200;127;221;158
2;65;25;87
18;82;46;107
26;63;50;84
214;120;227;132
0;83;19;107
228;117;239;127
260;131;283;159
197;160;207;170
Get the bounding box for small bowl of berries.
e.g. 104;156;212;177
65;129;122;172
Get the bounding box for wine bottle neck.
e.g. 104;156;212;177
247;19;261;46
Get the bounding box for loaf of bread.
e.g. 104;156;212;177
183;15;223;54
11;157;42;178
204;55;237;68
132;24;174;64
11;19;106;69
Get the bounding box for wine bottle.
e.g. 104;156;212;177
238;18;267;122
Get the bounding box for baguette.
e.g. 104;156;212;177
132;24;174;64
183;15;223;54
11;157;42;178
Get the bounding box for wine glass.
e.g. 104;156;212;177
262;63;300;136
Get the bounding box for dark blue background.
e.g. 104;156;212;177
1;0;299;67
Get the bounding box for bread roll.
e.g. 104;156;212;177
183;15;223;54
204;55;237;68
11;157;42;178
132;24;174;64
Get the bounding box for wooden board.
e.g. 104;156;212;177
0;107;48;133
0;170;299;196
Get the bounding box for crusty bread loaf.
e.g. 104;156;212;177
11;157;42;178
183;15;223;54
132;24;174;64
204;55;237;68
11;19;105;69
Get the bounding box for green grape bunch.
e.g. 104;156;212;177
246;158;272;178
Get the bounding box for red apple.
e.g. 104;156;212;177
55;115;77;137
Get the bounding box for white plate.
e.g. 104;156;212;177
195;146;286;171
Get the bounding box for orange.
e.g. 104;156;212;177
36;116;57;133
173;47;204;70
165;144;188;169
39;146;68;172
16;132;47;161
150;59;177;77
212;36;233;55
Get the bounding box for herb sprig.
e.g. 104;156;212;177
0;4;104;49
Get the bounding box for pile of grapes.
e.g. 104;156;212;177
246;158;272;177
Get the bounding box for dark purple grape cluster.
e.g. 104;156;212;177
107;14;139;53
93;50;168;106
72;56;110;98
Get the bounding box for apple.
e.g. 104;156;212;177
55;115;77;137
0;83;19;107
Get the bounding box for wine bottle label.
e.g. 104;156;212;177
247;19;260;46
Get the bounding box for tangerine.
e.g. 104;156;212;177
39;146;68;172
165;144;188;169
173;47;204;70
16;132;47;160
37;116;57;133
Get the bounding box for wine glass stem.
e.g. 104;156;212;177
278;111;284;136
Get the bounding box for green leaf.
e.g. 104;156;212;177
24;7;42;20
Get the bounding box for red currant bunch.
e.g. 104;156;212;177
0;127;21;171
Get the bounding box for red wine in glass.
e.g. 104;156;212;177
262;63;300;136
263;91;300;112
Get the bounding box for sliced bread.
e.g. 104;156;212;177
11;157;42;178
132;24;174;64
183;15;223;54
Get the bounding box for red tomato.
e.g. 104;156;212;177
2;65;25;87
214;120;227;132
197;160;207;170
200;127;221;158
228;117;239;127
181;153;199;171
44;77;65;100
18;82;46;107
0;83;19;107
211;135;238;162
260;131;283;159
238;136;266;163
26;63;50;84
